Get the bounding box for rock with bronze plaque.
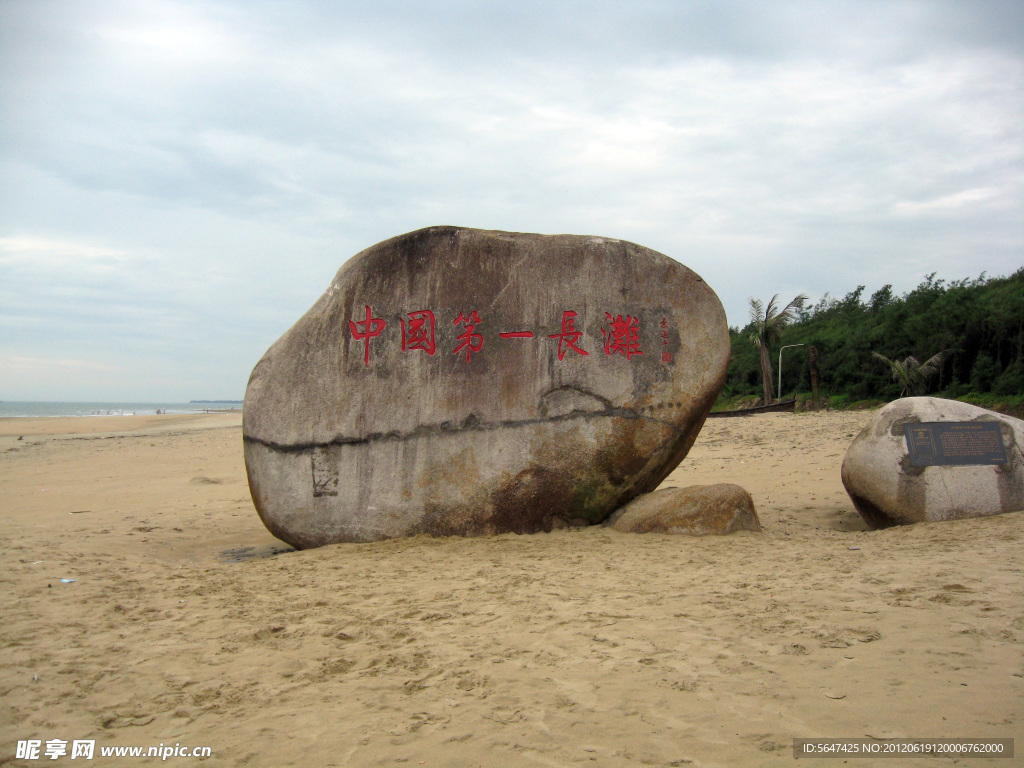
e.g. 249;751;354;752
841;397;1024;528
905;422;1008;467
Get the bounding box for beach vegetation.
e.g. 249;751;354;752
871;350;947;397
747;293;808;404
720;268;1024;413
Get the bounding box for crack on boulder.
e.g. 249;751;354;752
538;385;613;418
244;406;681;454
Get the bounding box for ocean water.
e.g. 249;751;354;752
0;402;243;418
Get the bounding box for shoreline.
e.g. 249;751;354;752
0;411;242;438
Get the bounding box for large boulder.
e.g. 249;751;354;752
607;484;761;535
244;226;730;547
841;397;1024;528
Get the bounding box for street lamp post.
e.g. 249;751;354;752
777;344;805;403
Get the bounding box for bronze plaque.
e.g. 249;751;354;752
905;421;1008;467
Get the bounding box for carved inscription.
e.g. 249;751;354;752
347;306;673;365
660;316;672;363
548;311;588;360
311;447;340;496
905;421;1008;467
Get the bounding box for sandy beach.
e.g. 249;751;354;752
1;410;1021;767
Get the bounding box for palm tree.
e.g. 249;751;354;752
749;294;807;404
872;350;947;397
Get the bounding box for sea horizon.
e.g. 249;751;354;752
0;401;243;418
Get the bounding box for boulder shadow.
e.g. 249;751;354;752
218;543;297;563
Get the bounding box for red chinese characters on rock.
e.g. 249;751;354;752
347;307;663;365
547;311;589;360
452;310;484;362
401;310;436;355
602;313;643;360
349;305;387;366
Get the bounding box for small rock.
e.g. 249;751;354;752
607;483;761;535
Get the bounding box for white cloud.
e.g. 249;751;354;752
2;355;115;374
0;236;130;266
0;0;1021;399
893;187;1002;216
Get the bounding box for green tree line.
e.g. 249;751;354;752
724;268;1024;403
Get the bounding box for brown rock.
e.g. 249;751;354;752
841;397;1024;528
244;226;730;547
608;483;761;535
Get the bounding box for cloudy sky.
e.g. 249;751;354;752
1;0;1021;401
